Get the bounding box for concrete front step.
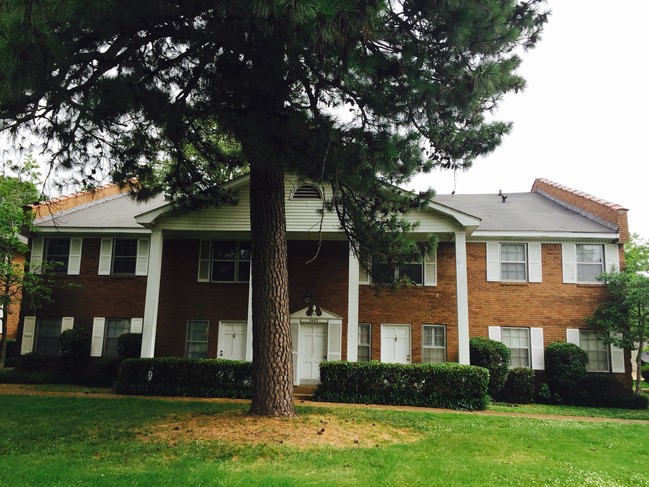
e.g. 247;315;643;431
294;385;317;400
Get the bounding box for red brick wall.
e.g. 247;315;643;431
27;238;147;334
532;179;630;242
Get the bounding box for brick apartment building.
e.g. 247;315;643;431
19;175;631;386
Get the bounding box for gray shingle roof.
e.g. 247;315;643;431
35;192;167;230
433;192;615;234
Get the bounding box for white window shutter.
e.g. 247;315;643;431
130;318;143;334
67;238;82;275
486;242;500;282
290;320;299;385
197;240;211;282
610;333;625;373
605;244;620;273
566;328;580;346
98;239;113;275
91;317;106;357
21;316;36;355
327;320;342;362
424;251;437;286
562;244;577;283
61;317;74;332
488;326;502;342
528;242;542;283
135;239;150;276
30;238;44;274
530;327;545;370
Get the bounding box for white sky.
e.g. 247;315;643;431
409;0;649;239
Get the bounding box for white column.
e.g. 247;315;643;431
346;245;360;362
141;229;163;358
245;266;253;361
455;232;470;364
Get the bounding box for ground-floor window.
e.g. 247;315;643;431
104;318;132;358
35;317;62;356
187;320;209;358
501;327;531;368
579;330;610;372
358;323;371;361
422;324;446;363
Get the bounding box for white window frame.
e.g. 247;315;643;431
562;243;619;284
486;241;542;283
197;240;251;283
357;323;371;362
489;326;545;370
186;320;209;358
422;324;446;363
500;243;528;282
579;329;610;372
359;248;437;286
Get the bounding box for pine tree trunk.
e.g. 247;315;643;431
248;160;296;417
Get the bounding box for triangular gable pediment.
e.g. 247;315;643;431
290;307;343;320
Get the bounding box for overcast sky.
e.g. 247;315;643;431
409;0;649;239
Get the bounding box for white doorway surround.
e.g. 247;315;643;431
217;321;247;361
290;307;342;385
381;324;411;364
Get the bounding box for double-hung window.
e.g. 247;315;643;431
500;243;527;281
486;242;541;282
112;239;138;274
360;248;436;286
31;238;82;275
45;239;71;273
98;238;149;276
579;330;610;372
198;240;251;283
576;244;604;283
357;323;371;362
103;318;132;358
187;320;209;358
34;317;63;356
90;316;142;357
422;325;446;363
501;327;531;368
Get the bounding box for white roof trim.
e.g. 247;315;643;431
35;228;151;235
471;231;619;240
426;201;482;228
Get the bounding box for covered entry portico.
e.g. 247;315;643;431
290;307;342;385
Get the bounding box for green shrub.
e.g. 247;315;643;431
574;374;648;409
15;353;48;373
115;358;253;398
545;341;588;399
315;361;489;411
469;337;510;397
641;363;649;382
497;367;535;404
117;333;142;358
58;328;91;371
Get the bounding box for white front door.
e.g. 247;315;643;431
381;325;411;364
218;321;247;361
300;323;327;384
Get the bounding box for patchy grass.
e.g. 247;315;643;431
0;392;648;486
490;401;649;421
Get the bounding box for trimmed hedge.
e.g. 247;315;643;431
497;367;535;404
314;361;490;411
115;357;253;398
469;337;510;397
117;333;142;359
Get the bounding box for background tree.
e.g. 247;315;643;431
587;235;649;395
0;156;52;367
0;0;548;416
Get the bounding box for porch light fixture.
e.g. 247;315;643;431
302;288;312;305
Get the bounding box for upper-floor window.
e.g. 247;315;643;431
99;238;149;276
576;244;604;283
486;242;541;283
360;249;437;286
45;239;70;273
358;323;371;362
562;243;619;284
197;240;250;283
30;238;82;276
500;243;527;281
422;324;446;363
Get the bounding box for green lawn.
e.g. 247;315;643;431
1;393;648;486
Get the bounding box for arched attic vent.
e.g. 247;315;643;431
291;183;322;200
